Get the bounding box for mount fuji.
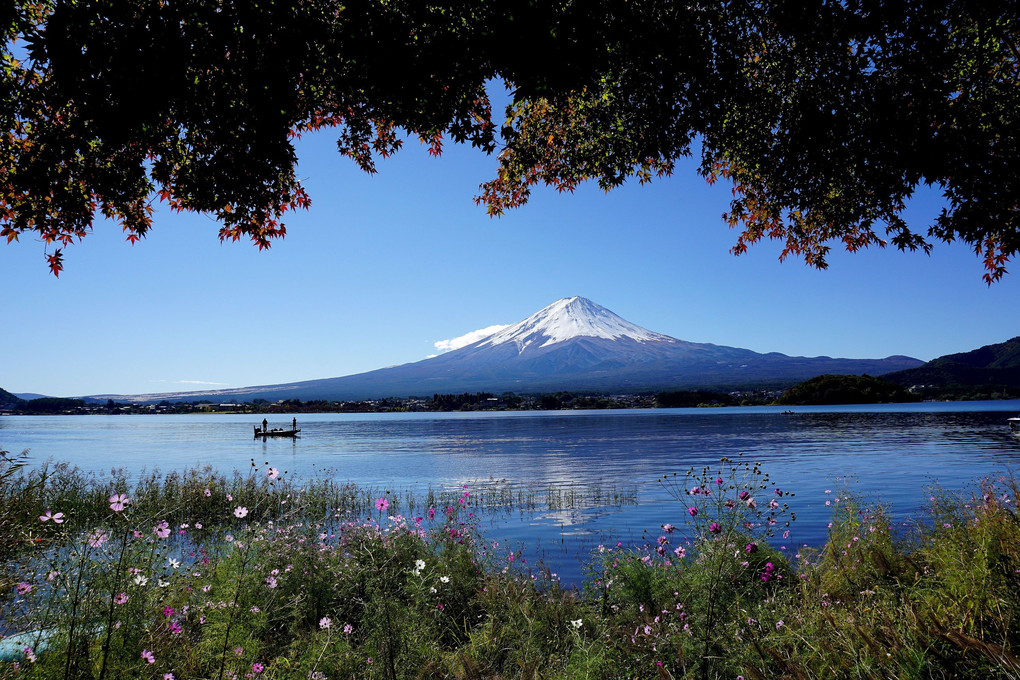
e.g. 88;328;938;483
93;297;923;402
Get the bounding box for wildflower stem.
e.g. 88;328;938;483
97;528;130;680
217;530;253;680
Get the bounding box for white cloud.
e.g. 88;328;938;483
433;324;509;353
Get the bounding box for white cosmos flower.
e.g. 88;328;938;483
570;619;583;629
133;574;148;586
439;576;450;584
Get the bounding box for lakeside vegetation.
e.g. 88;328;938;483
3;449;1020;678
776;374;920;406
0;389;776;416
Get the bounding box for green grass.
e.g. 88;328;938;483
3;448;1020;679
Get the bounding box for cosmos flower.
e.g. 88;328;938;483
39;510;64;524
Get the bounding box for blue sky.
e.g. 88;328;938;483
2;125;1017;397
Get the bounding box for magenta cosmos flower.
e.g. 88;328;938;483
687;506;698;517
376;497;389;512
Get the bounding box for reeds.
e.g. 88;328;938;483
3;448;1020;679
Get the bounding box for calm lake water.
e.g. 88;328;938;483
3;401;1020;585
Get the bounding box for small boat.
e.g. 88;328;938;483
254;420;300;439
254;427;300;439
1009;416;1020;433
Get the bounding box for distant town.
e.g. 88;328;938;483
1;389;786;416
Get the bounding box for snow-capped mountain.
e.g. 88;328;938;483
479;296;676;352
90;297;923;402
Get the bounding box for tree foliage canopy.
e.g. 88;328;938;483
3;1;1017;278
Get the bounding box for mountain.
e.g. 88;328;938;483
90;297;923;403
882;336;1020;398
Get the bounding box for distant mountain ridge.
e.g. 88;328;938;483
882;336;1020;397
86;297;923;403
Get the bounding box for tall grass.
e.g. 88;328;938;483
3;448;1020;679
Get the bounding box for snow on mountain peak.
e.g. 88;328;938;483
478;297;675;352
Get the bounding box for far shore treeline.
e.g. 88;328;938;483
3;380;1019;417
0;389;770;416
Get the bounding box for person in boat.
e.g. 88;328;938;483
262;418;268;433
292;417;297;431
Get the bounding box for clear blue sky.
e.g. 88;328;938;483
2;125;1017;397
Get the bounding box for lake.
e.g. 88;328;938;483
3;401;1020;585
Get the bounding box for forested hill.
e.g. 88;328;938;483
882;337;1020;400
0;387;20;408
777;374;919;405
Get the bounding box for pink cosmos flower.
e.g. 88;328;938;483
39;510;65;524
687;507;698;517
375;497;389;512
15;582;31;595
252;663;264;674
141;649;155;664
114;592;128;605
319;617;332;629
153;521;171;538
234;506;249;519
204;488;212;497
87;529;109;548
108;493;130;512
266;467;279;479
